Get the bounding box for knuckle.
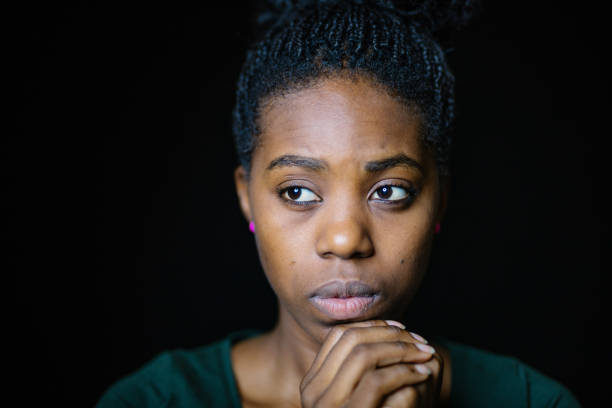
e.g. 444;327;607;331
363;370;384;392
403;386;419;404
382;386;418;408
431;356;442;371
373;319;387;325
341;327;361;346
350;342;371;360
388;386;420;408
396;363;413;376
363;320;380;328
329;325;346;340
428;352;443;375
409;342;422;352
366;319;387;328
397;386;418;400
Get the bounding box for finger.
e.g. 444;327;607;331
419;349;444;406
345;363;430;408
303;325;434;395
302;320;390;389
306;321;427;385
319;341;434;405
399;350;443;408
407;331;429;344
312;321;393;373
380;385;421;408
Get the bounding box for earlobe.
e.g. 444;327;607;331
234;166;252;222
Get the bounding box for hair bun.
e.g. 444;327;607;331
402;0;480;34
254;0;480;39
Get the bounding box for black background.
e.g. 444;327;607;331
10;1;606;406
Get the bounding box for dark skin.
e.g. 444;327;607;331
233;76;451;407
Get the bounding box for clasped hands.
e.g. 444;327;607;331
300;320;443;408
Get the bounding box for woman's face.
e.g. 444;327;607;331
235;76;448;343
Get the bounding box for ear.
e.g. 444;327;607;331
234;166;252;222
436;174;450;224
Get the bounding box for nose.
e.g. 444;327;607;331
315;209;374;260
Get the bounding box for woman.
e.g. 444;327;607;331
97;1;581;406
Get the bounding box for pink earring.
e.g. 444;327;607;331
435;223;441;234
249;221;255;233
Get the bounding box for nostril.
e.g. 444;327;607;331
316;224;375;260
357;247;375;258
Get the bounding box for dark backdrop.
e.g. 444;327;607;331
10;1;606;406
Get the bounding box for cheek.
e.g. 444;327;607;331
394;236;433;287
248;172;320;304
253;229;287;295
378;214;435;298
252;209;313;300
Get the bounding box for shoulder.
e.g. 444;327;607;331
96;337;240;408
434;337;581;408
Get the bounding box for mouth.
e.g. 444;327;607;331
309;280;380;321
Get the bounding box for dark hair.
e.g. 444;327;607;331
232;0;478;177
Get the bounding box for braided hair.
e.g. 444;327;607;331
232;0;477;177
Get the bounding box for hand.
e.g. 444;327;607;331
300;320;443;407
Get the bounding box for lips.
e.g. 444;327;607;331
310;280;380;320
312;280;378;298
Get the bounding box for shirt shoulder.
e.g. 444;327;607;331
434;337;581;408
96;336;241;408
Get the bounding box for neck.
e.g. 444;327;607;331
233;303;328;406
265;307;321;401
270;306;322;375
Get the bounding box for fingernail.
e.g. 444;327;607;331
409;331;428;344
385;320;406;329
415;364;431;375
415;343;435;354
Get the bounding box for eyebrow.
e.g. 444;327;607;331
365;154;424;174
267;155;328;171
266;153;423;174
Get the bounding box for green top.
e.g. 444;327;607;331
97;330;581;407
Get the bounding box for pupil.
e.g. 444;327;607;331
288;187;302;200
378;186;392;199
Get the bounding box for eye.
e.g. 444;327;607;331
370;185;411;202
281;186;321;203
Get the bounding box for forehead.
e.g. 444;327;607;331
254;77;428;167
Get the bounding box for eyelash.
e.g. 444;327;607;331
277;186;321;206
370;184;418;206
277;184;418;207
